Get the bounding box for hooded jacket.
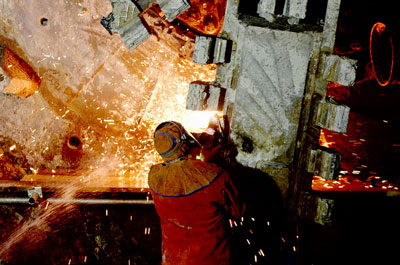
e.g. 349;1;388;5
149;121;244;265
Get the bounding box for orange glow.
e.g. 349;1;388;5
177;0;227;36
319;130;332;148
1;47;41;97
1;3;221;190
180;111;219;132
80;5;218;185
374;22;386;34
369;22;394;86
312;175;399;192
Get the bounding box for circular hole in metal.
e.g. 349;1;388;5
40;17;48;26
28;197;36;205
67;136;81;150
369;22;394;86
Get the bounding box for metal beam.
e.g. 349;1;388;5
0;197;154;205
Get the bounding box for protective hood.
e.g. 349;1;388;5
153;121;200;163
148;159;222;196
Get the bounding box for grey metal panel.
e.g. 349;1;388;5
230;27;318;166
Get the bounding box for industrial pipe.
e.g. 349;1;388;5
0;198;30;204
0;197;154;205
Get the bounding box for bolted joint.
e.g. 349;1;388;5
193;36;232;65
186;82;226;111
306;146;341;180
312;97;350;133
156;0;191;22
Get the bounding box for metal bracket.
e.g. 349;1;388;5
306;146;341;180
321;54;358;86
257;0;276;22
298;191;335;226
27;186;43;205
283;0;308;25
313;97;350;133
193;36;232;65
156;0;191;22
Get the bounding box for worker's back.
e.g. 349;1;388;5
149;158;243;265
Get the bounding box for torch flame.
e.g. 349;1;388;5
180;110;219;132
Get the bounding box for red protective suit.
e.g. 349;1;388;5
149;158;243;265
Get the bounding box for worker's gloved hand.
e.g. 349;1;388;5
201;142;237;164
200;144;223;162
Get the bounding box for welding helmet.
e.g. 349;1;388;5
153;121;201;161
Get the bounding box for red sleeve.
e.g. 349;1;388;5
220;170;245;220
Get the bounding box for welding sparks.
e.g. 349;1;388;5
144;227;151;235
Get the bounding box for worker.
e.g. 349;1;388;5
148;121;244;265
